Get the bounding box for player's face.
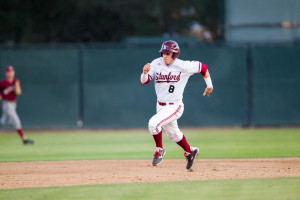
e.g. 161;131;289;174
6;70;15;79
162;52;174;65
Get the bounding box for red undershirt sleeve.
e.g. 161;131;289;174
200;63;208;76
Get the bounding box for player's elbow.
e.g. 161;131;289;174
201;64;209;77
203;70;210;78
15;90;22;96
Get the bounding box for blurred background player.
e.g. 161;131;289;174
140;40;213;170
0;66;34;145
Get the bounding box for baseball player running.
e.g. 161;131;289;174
0;66;34;145
140;40;213;169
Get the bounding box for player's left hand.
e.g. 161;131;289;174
15;80;20;87
203;87;213;97
14;80;22;95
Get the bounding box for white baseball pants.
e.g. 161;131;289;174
1;101;22;129
148;103;184;142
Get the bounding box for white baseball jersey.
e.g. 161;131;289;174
141;57;204;103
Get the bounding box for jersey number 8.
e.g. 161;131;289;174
168;85;175;93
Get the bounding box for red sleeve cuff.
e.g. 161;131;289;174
200;63;208;76
140;74;152;85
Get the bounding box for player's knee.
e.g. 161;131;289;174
12;118;22;130
15;123;22;130
148;118;159;135
166;130;183;142
13;122;22;130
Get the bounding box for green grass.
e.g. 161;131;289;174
1;128;299;200
0;177;299;200
0;128;299;162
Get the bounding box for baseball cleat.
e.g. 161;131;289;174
185;147;199;170
23;139;34;145
152;147;166;166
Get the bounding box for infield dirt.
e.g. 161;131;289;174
1;157;299;189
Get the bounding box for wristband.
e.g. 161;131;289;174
141;73;147;81
204;77;213;88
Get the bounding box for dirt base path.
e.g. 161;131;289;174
1;157;300;189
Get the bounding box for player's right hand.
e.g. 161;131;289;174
143;63;151;74
203;87;213;97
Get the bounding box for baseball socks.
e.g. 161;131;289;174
153;130;163;148
176;135;192;154
17;129;26;141
17;129;34;145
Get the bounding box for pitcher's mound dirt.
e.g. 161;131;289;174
1;157;300;189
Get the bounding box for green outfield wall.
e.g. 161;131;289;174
253;45;300;125
0;44;299;128
0;49;79;128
